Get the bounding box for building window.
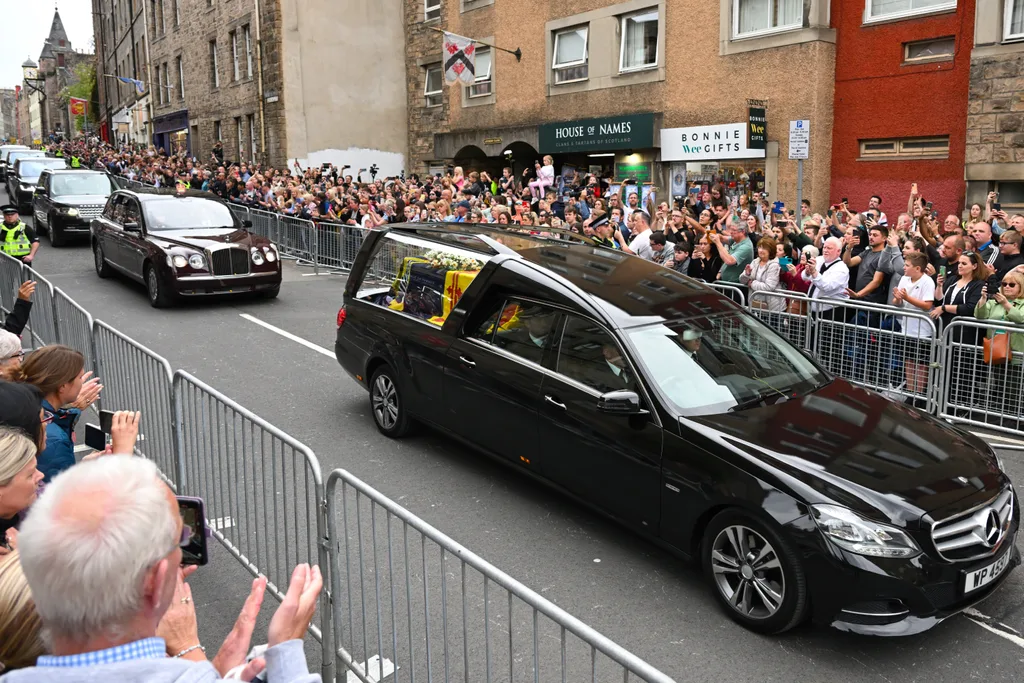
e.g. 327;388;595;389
158;0;166;33
214;120;222;142
995;182;1024;208
248;114;258;160
177;56;185;99
236;117;245;160
209;40;219;88
466;48;492;98
425;0;440;21
230;30;240;81
173;0;179;27
163;63;170;104
859;136;950;159
865;0;956;23
903;36;955;62
424;65;443;107
156;64;164;105
619;9;658;73
733;0;801;39
1007;0;1024;40
57;53;65;67
243;25;253;79
552;26;589;84
191;125;200;159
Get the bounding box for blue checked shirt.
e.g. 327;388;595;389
36;637;167;668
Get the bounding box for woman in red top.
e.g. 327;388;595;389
780;243;817;294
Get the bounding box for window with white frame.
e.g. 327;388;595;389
425;0;440;21
866;0;956;23
619;9;658;73
424;65;443;107
553;26;589;84
903;36;954;62
231;30;240;82
156;65;164;105
1007;0;1024;40
244;25;253;78
210;40;219;88
177;56;184;100
248;114;258;160
733;0;802;39
859;136;949;159
467;48;492;98
236;117;245;160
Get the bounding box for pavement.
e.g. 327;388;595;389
9;188;1024;682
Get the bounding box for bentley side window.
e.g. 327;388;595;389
557;316;636;394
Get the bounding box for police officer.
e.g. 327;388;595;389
0;205;39;267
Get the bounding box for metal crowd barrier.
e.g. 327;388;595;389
747;290;810;350
708;281;746;307
93;321;179;487
938;319;1024;435
52;287;98;380
326;469;676;683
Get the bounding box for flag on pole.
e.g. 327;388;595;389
443;32;476;85
69;98;87;116
117;76;146;95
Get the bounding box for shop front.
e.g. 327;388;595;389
537;113;660;190
152;110;190;157
660;121;770;202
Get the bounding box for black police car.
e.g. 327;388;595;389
334;223;1018;636
33;169;116;247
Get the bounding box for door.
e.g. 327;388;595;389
33;172;49;227
96;194;126;269
120;197;148;278
441;297;554;467
535;315;663;530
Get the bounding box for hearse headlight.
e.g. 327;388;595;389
812;505;921;559
170;255;188;269
262;245;277;262
188;253;206;270
251;248;265;266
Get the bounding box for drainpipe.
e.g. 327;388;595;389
253;0;267;165
141;0;155;147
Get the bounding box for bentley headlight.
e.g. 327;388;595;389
251;248;265;266
171;255;188;269
263;245;277;262
188;253;206;270
812;505;921;559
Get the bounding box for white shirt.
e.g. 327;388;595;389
802;256;850;312
895;274;936;338
629;229;654;260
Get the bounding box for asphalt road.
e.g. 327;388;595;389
9;189;1024;682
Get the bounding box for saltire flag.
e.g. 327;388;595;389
69;98;87;116
443;32;476;85
117;76;146;95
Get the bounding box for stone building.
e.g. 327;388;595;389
965;0;1024;212
0;89;16;143
94;0;151;145
141;0;407;172
403;0;836;208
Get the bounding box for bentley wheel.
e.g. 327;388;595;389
93;243;112;278
369;366;412;438
145;264;173;308
702;509;808;634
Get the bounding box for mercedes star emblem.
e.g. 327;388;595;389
983;509;1001;546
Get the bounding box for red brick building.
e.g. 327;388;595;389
830;0;975;217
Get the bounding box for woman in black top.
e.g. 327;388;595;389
931;251;987;410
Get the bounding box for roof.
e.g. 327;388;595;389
46;168;106;175
21;58;37;68
380;222;737;327
119;187;228;203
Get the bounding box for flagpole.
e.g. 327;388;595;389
428;26;521;61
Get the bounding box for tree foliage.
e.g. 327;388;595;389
62;61;99;131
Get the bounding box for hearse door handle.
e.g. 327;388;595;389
544;395;566;410
458;355;476;367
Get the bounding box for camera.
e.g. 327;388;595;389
369;163;379;181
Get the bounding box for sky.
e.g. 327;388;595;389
0;0;95;89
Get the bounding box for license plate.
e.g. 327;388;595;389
963;549;1011;594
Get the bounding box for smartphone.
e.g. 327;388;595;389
993;203;1002;211
775;220;788;228
85;424;106;451
99;409;115;433
178;496;210;566
778;256;792;268
925;201;933;211
827;209;834;217
939;265;947;278
772;201;785;213
841;197;848;205
932;211;939;219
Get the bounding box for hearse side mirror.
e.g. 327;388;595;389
122;221;141;232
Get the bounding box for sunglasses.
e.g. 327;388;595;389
1001;282;1019;288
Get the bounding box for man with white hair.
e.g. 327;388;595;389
9;456;322;682
802;236;850;314
0;329;23;369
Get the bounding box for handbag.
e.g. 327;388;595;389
984;331;1010;365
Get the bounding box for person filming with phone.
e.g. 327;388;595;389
6;456;324;682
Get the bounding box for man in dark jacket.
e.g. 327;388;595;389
3;280;34;336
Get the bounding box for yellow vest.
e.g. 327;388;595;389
1;222;31;257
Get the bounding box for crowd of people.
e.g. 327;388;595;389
0;281;323;680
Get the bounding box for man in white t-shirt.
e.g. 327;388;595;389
627;211;654;260
892;251;936;402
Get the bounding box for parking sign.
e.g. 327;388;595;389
789;120;810;160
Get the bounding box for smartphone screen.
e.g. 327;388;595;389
84;424;106;451
99;409;115;433
993;203;1002;211
939;265;947;278
178;497;209;566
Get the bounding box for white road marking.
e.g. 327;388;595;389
239;313;336;359
963;608;1024;649
970;431;1024;447
346;655;396;683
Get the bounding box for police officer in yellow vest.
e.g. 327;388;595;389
70;156;81;168
0;205;39;266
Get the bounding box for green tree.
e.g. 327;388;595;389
61;62;98;134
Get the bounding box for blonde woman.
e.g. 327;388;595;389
0;551;45;671
0;427;44;557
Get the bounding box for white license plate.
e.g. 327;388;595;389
963;549;1011;594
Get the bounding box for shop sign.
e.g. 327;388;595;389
614;161;653;184
748;107;767;150
539;113;655;153
660;123;765;162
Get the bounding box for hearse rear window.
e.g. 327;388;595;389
357;232;491;327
